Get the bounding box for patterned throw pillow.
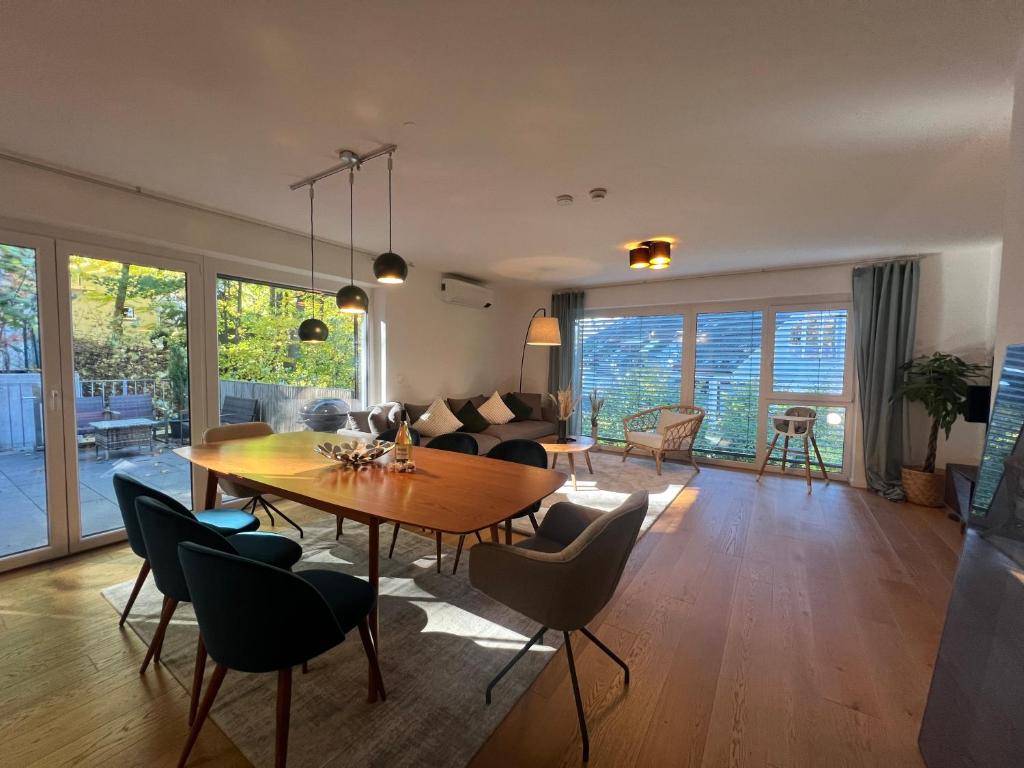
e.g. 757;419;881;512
413;398;464;437
477;391;515;425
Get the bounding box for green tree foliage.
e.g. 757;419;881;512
216;277;359;391
0;245;40;371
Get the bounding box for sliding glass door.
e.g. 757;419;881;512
0;231;68;569
0;233;204;573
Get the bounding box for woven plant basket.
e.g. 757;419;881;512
901;466;946;507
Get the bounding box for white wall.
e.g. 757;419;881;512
912;246;1001;468
995;46;1024;374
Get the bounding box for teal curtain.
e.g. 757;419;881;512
852;260;920;500
548;291;584;433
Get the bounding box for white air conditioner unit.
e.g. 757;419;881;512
440;277;494;309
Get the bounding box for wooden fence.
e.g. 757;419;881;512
218;380;356;435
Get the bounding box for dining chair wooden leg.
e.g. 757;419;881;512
388;524;401;559
504;519;512;545
177;663;227;768
552;453;559;469
489;525;499;543
810;433;830;482
435;531;442;574
275;667;292;768
120;560;151;627
357;619;387;702
141;596;179;674
335;516;344;539
757;432;780;480
452;535;467;575
780;435;791;471
653;450;663;476
366;519;381;703
802;436;813;493
528;513;539;532
473;530;483;543
189;635;207;725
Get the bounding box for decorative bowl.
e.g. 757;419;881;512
314;439;394;469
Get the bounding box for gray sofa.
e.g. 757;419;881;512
337;392;558;454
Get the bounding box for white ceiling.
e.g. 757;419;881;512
2;1;1022;286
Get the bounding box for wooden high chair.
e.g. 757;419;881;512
756;406;829;492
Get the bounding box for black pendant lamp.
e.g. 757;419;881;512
298;184;330;343
373;153;408;284
336;168;370;314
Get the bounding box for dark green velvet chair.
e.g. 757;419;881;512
176;542;385;768
449;439;549;575
112;472;260;627
387;430;480;572
134;496;302;725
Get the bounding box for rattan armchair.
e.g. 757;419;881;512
621;404;705;475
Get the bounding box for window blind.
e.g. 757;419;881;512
694;310;763;462
576;314;683;443
772;309;847;395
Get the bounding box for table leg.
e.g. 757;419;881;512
203;469;218;509
583;450;593;474
489;525;499;543
551;453;559;469
367;519;380;703
568;453;577;491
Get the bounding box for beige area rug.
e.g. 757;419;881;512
513;447;698;534
101;456;695;768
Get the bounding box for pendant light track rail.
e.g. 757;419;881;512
289;143;398;191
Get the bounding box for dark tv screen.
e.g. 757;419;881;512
971;343;1024;522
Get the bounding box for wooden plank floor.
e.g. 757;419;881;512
0;467;960;767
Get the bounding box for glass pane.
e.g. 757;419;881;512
772;309;848;394
576;314;684;443
693;310;763;462
0;244;50;557
216;275;365;434
972;343;1024;519
69;255;193;537
766;404;846;472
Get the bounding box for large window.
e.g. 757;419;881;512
693;310;763;462
216;275;366;432
577;314;683;443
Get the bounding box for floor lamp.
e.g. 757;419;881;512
519;308;562;391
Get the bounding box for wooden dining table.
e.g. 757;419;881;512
175;430;566;700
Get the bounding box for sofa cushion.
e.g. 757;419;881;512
507;392;543;421
656;410;700;434
455;401;489;433
447;397;473;415
345;410;371;433
626;430;664;449
412;398;463;437
478;392;515;425
404;402;430;425
368;402;401;435
469;394;488;408
503;392;534;422
483;420;555;442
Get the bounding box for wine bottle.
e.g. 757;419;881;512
394;417;412;464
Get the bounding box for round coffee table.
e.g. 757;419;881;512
541;435;596;491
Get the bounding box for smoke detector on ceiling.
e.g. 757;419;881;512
556;194;574;206
589;187;608;201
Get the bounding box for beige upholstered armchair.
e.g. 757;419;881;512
469;491;648;763
621;404;704;475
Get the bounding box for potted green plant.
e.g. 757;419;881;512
894;352;988;506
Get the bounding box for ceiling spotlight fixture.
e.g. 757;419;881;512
373;152;408;284
589;187;607;201
627;239;673;271
647;240;671;268
298;184;329;343
556;194;574;206
629;245;651;270
336;168;370;314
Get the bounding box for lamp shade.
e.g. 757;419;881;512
648;240;671;266
629;246;651;269
373;251;408;284
336;284;369;314
298;317;329;343
526;316;561;346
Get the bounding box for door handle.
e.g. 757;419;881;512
50;390;59;411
